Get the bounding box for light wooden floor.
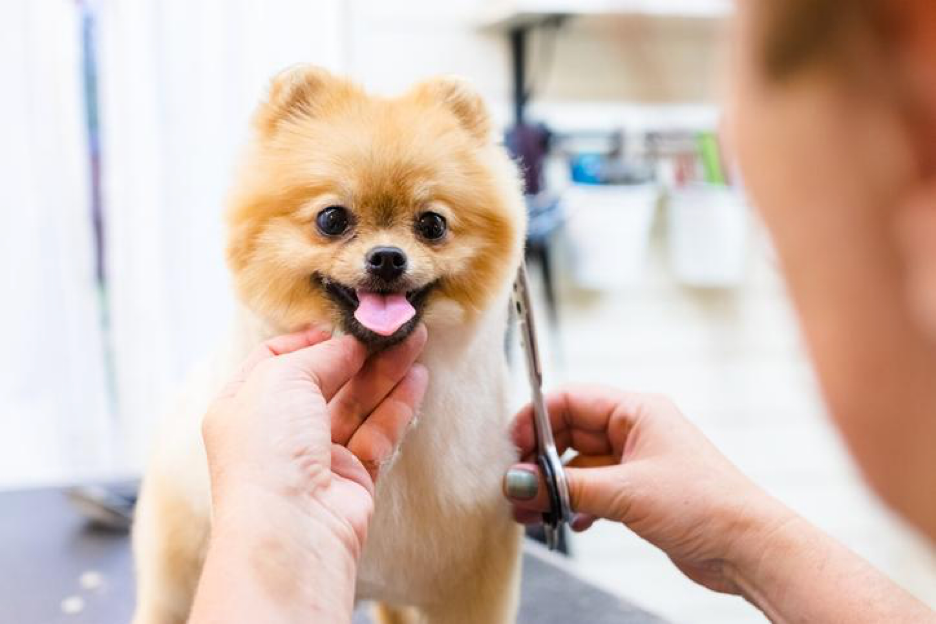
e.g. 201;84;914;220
516;226;936;623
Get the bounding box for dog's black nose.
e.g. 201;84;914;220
366;246;407;282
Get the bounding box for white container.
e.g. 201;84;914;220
563;184;659;289
666;184;748;287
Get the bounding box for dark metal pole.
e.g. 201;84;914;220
510;26;527;126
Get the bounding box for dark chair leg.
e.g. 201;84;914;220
528;242;558;332
538;242;558;332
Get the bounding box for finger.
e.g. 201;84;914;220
503;457;618;511
565;465;633;520
511;506;597;532
346;364;429;482
330;325;427;445
511;390;618;457
510;404;537;455
517;450;617;466
567;454;617;469
220;327;331;397
502;464;551;511
571;513;597;532
503;456;617;510
512;508;543;525
280;334;368;401
329;445;376;499
511;386;647;458
503;463;629;521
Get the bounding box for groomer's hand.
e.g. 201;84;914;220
192;326;427;624
506;388;936;623
503;386;791;596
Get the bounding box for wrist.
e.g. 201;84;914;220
205;494;360;622
213;482;363;561
719;492;800;580
722;499;806;610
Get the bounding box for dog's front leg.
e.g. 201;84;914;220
131;474;209;624
420;522;524;624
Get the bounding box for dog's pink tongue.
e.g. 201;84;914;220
354;291;416;336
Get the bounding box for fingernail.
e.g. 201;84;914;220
504;468;538;501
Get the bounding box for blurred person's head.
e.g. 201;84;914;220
727;0;936;539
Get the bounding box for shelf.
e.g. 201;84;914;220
478;0;733;30
527;102;721;133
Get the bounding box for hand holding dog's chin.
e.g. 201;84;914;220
192;327;428;623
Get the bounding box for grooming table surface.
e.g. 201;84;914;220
1;487;666;623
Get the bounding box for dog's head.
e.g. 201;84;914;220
226;66;526;348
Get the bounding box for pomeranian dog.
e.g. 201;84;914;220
131;65;527;624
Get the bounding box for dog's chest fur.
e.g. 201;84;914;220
354;296;517;603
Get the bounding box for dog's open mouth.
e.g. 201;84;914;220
314;274;436;347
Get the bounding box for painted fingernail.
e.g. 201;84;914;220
504;468;538;501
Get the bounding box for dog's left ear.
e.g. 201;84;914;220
410;76;492;143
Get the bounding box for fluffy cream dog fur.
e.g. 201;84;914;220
132;65;527;624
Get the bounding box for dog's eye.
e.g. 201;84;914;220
316;206;351;237
416;212;447;241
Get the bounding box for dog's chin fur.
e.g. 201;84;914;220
132;66;527;624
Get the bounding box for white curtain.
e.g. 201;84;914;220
0;0;113;487
97;0;346;470
0;0;485;485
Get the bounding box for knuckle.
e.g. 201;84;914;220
315;342;353;378
568;474;588;512
340;394;364;421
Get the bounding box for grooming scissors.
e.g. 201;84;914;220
512;262;571;550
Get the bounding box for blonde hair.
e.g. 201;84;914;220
762;0;889;81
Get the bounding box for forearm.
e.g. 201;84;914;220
728;512;932;623
189;499;359;624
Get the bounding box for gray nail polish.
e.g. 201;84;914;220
504;469;538;501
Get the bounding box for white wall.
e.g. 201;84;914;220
346;0;724;131
346;1;510;117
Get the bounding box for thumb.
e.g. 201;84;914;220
279;334;367;401
503;462;631;522
565;465;632;521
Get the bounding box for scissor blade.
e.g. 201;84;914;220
545;524;560;550
513;265;556;452
513;263;572;551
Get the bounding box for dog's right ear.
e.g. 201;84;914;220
253;64;343;135
409;76;492;144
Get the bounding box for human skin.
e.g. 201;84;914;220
505;1;936;620
727;0;936;537
504;387;934;622
189;327;428;623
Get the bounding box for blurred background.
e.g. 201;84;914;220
2;1;935;622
